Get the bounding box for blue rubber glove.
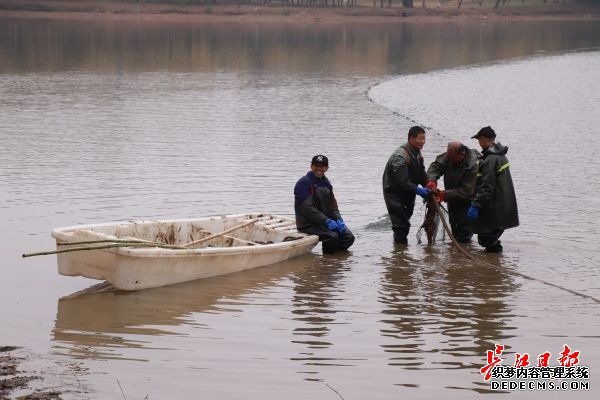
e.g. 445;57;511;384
325;218;340;232
415;185;430;199
336;219;347;233
467;205;480;220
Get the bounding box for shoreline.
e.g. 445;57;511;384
0;346;63;400
1;1;600;24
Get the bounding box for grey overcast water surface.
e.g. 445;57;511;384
1;18;599;399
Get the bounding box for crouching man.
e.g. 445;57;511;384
294;155;355;254
426;141;480;243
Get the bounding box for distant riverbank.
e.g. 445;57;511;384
1;0;600;24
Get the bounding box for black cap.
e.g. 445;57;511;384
311;154;329;166
472;126;496;139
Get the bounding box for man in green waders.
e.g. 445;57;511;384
382;126;431;244
467;126;519;252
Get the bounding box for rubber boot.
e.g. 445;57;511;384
393;231;408;244
485;241;503;253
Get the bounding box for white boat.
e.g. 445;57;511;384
51;213;319;291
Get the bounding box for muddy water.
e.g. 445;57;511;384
1;18;599;399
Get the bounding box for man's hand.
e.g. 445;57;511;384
425;181;437;190
326;218;340;231
416;185;430;199
436;191;446;203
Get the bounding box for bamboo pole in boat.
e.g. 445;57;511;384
182;219;258;248
22;241;184;258
57;238;165;246
222;235;260;246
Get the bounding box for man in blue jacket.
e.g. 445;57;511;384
294;155;355;254
467;126;519;252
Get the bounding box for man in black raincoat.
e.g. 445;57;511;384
467;127;519;252
426;141;480;243
294;155;355;254
382;126;431;244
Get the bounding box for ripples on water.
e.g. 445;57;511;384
0;19;599;399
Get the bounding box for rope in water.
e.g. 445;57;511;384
429;196;600;304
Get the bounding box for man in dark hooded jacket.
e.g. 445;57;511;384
294;155;355;254
382;126;431;244
467;126;519;252
426;141;480;243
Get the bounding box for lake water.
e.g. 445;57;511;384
1;17;599;399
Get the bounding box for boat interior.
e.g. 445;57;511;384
56;214;305;249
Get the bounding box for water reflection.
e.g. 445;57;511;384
378;247;425;369
378;245;518;379
52;253;319;361
289;252;358;380
437;250;519;363
1;18;599;74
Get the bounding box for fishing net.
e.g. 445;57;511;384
416;198;448;244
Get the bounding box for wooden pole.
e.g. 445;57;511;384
182;219;259;248
57;238;168;246
22;241;184;258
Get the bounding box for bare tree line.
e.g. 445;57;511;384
78;0;584;9
92;0;408;8
121;0;361;7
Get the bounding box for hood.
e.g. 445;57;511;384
483;142;508;156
